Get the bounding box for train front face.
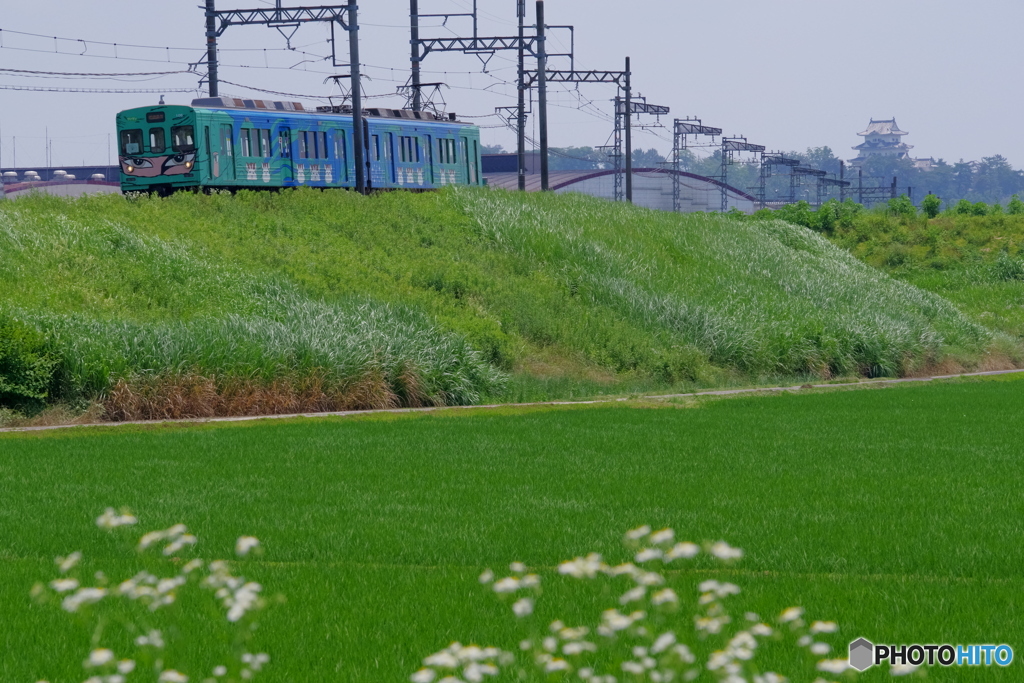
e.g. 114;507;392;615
116;105;200;194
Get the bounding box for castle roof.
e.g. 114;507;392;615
852;139;913;152
858;118;908;137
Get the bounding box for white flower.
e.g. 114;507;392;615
117;660;136;674
85;649;115;668
778;607;804;623
558;553;604;579
622;661;645;674
212;666;227;677
182;559;204;574
510;562;526;573
816;659;850;674
138;531;164;550
809;621;838;634
478;569;494;584
520;574;541;588
235;536;260;557
56;551;82;573
424;651;459;669
619;586;646;604
797;635;812;647
649;528;675;544
890;663;919;676
605;563;640;578
512;598;534;618
708;541;743;560
753;674;787;683
744;612;760;622
50;578;79;593
810;643;831;655
665;542;700;561
544;659;570;673
96;508;138;530
61;587;106;612
562;641;597;655
651;632;676;654
673;643;696;664
625;525;651;541
543;637;558;653
410;669;435;683
651;588;678;605
135;630;164;648
158;671;188;682
634;548;663;563
636;571;665;586
164;534;197;556
750;623;773;637
492;577;521;593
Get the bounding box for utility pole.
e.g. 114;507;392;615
624;56;632;203
349;0;365;193
858;169;863;204
536;0;549;191
839;161;845;202
205;0;219;96
517;0;526;191
410;0;421;111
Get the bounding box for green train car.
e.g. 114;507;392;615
116;97;484;195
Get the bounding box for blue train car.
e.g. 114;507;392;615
116;97;484;195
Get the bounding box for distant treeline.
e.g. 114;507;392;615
482;144;1024;207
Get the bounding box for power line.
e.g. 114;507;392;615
0;84;196;94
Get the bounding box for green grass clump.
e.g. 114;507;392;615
0;188;1004;416
2;377;1023;681
0;200;502;414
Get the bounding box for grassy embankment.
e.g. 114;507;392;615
2;375;1023;682
770;197;1024;340
0;188;1007;422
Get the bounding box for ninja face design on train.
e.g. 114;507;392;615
119;121;196;177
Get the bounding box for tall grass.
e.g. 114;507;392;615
0;202;503;417
0;188;1008;418
458;189;993;377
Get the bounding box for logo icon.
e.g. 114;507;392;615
849;638;874;671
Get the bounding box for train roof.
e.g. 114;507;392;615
190;97;471;125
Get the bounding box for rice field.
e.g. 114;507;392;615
0;188;1010;423
2;375;1022;681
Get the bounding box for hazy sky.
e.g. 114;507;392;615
1;0;1021;169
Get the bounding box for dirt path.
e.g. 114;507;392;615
4;367;1023;434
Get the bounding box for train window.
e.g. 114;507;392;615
259;129;271;157
298;132;308;159
414;138;421;162
373;135;381;161
240;129;252;157
450;139;458;163
120;129;143;156
149;128;166;154
280;129;291;158
171;126;195;153
220;124;234;156
319;132;328;159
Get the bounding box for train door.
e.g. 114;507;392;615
424;134;435;186
279;127;293;184
219;124;235;181
461;138;470;184
387;132;396;185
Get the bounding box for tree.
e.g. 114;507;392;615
480;144;505;155
1008;194;1024;215
888;194;917;220
631;148;666;167
921;193;942;219
547;147;608;171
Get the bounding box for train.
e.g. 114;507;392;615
115;97;484;195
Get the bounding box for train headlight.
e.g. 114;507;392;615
185;161;192;169
127;166;134;173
